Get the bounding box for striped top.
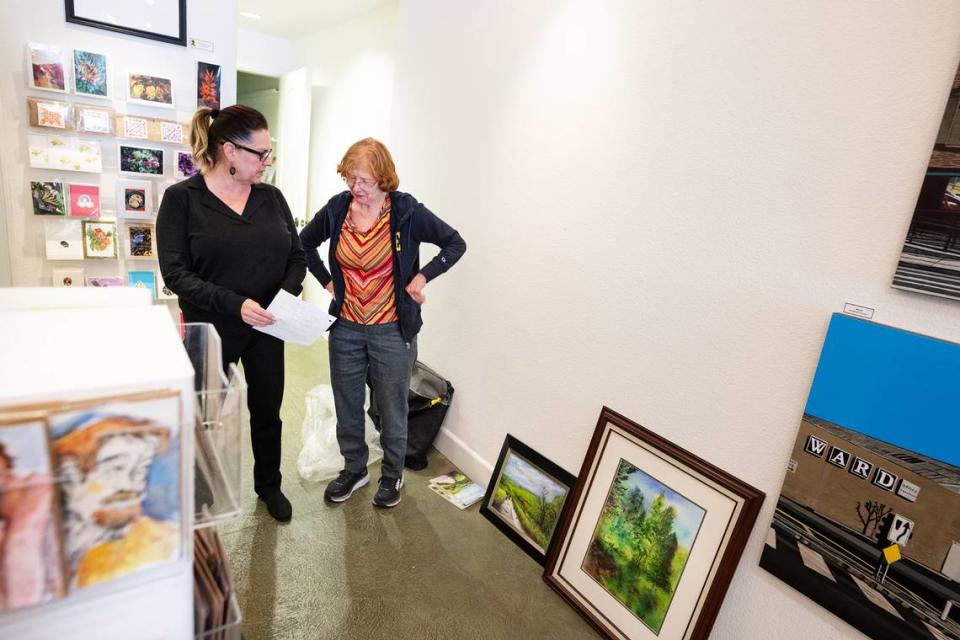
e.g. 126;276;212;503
335;199;398;324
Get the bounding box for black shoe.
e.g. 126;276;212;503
324;469;369;503
259;491;292;522
372;475;404;508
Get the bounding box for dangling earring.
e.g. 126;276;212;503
229;166;236;176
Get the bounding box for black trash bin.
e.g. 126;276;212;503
368;361;454;470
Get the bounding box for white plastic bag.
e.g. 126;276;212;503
297;384;383;482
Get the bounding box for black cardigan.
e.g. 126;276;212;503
156;173;306;331
300;190;466;342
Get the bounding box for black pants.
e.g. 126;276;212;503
219;326;285;496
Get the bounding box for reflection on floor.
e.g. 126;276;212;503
221;340;597;640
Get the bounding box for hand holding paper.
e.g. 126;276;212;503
253;290;336;346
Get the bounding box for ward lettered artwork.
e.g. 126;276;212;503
49;392;181;589
761;313;960;640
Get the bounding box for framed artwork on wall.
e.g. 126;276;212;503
26;42;67;93
544;407;764;640
759;314;960;640
127;270;157;300
125;223;156;260
175;151;199;179
119;144;164;177
480;434;576;565
117;179;153;217
72;49;108;98
127;73;175;108
52;268;84;287
197;61;221;109
81;220;117;259
31;181;66;216
65;0;187;47
68;183;100;218
44;218;84;260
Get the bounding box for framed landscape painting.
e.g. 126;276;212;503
545;407;764;640
481;435;575;564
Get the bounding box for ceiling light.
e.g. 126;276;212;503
239;11;261;20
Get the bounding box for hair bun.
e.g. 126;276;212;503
209;108;220;119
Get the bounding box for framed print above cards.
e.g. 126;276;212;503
81;219;117;258
119;144;164;176
481;435;576;565
45;218;84;260
117;179;153;217
544;407;764;640
127;72;174;108
72;49;108;98
65;0;187;47
27;42;67;93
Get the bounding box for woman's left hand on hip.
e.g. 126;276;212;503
405;273;427;304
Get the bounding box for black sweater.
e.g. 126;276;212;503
156;173;306;331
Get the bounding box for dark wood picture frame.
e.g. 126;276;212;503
65;0;187;47
480;434;576;565
544;407;764;640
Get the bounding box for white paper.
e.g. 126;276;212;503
253;289;336;346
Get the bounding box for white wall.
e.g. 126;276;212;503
293;3;399;303
390;1;960;639
0;0;238;287
237;28;295;78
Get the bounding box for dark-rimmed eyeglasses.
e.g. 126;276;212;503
226;139;273;162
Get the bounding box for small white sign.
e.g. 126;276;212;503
896;479;921;502
843;303;875;320
189;37;214;52
886;514;914;546
787;459;798;473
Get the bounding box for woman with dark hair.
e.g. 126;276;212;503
157;105;306;522
300;138;465;508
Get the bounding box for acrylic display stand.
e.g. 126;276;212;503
0;289;245;639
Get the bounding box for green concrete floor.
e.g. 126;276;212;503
220;340;598;640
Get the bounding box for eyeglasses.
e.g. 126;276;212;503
343;174;377;189
226;140;273;162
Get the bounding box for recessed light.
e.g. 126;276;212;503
239;11;261;20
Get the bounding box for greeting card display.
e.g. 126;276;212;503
197;62;221;109
176;151;199;179
86;276;125;287
73;50;108;98
27;43;67;92
119;144;164;176
117;179;153;217
75;104;114;134
68;183;100;218
81;220;117;258
125;223;156;259
44;218;84;260
128;270;157;300
51;268;84;287
31;180;66;215
28;98;73;130
127;73;174;108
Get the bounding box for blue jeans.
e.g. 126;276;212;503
329;320;417;479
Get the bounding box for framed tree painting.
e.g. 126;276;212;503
481;435;575;565
65;0;187;46
544;407;764;640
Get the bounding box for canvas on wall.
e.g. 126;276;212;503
760;313;960;640
893;61;960;301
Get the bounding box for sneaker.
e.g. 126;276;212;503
372;475;404;508
258;491;292;522
324;469;369;502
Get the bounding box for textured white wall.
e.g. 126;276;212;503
389;1;960;638
0;0;238;287
293;3;399;303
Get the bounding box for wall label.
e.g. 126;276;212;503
843;303;875;320
189;37;214;52
896;479;920;502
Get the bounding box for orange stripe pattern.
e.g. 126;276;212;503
336;204;398;325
